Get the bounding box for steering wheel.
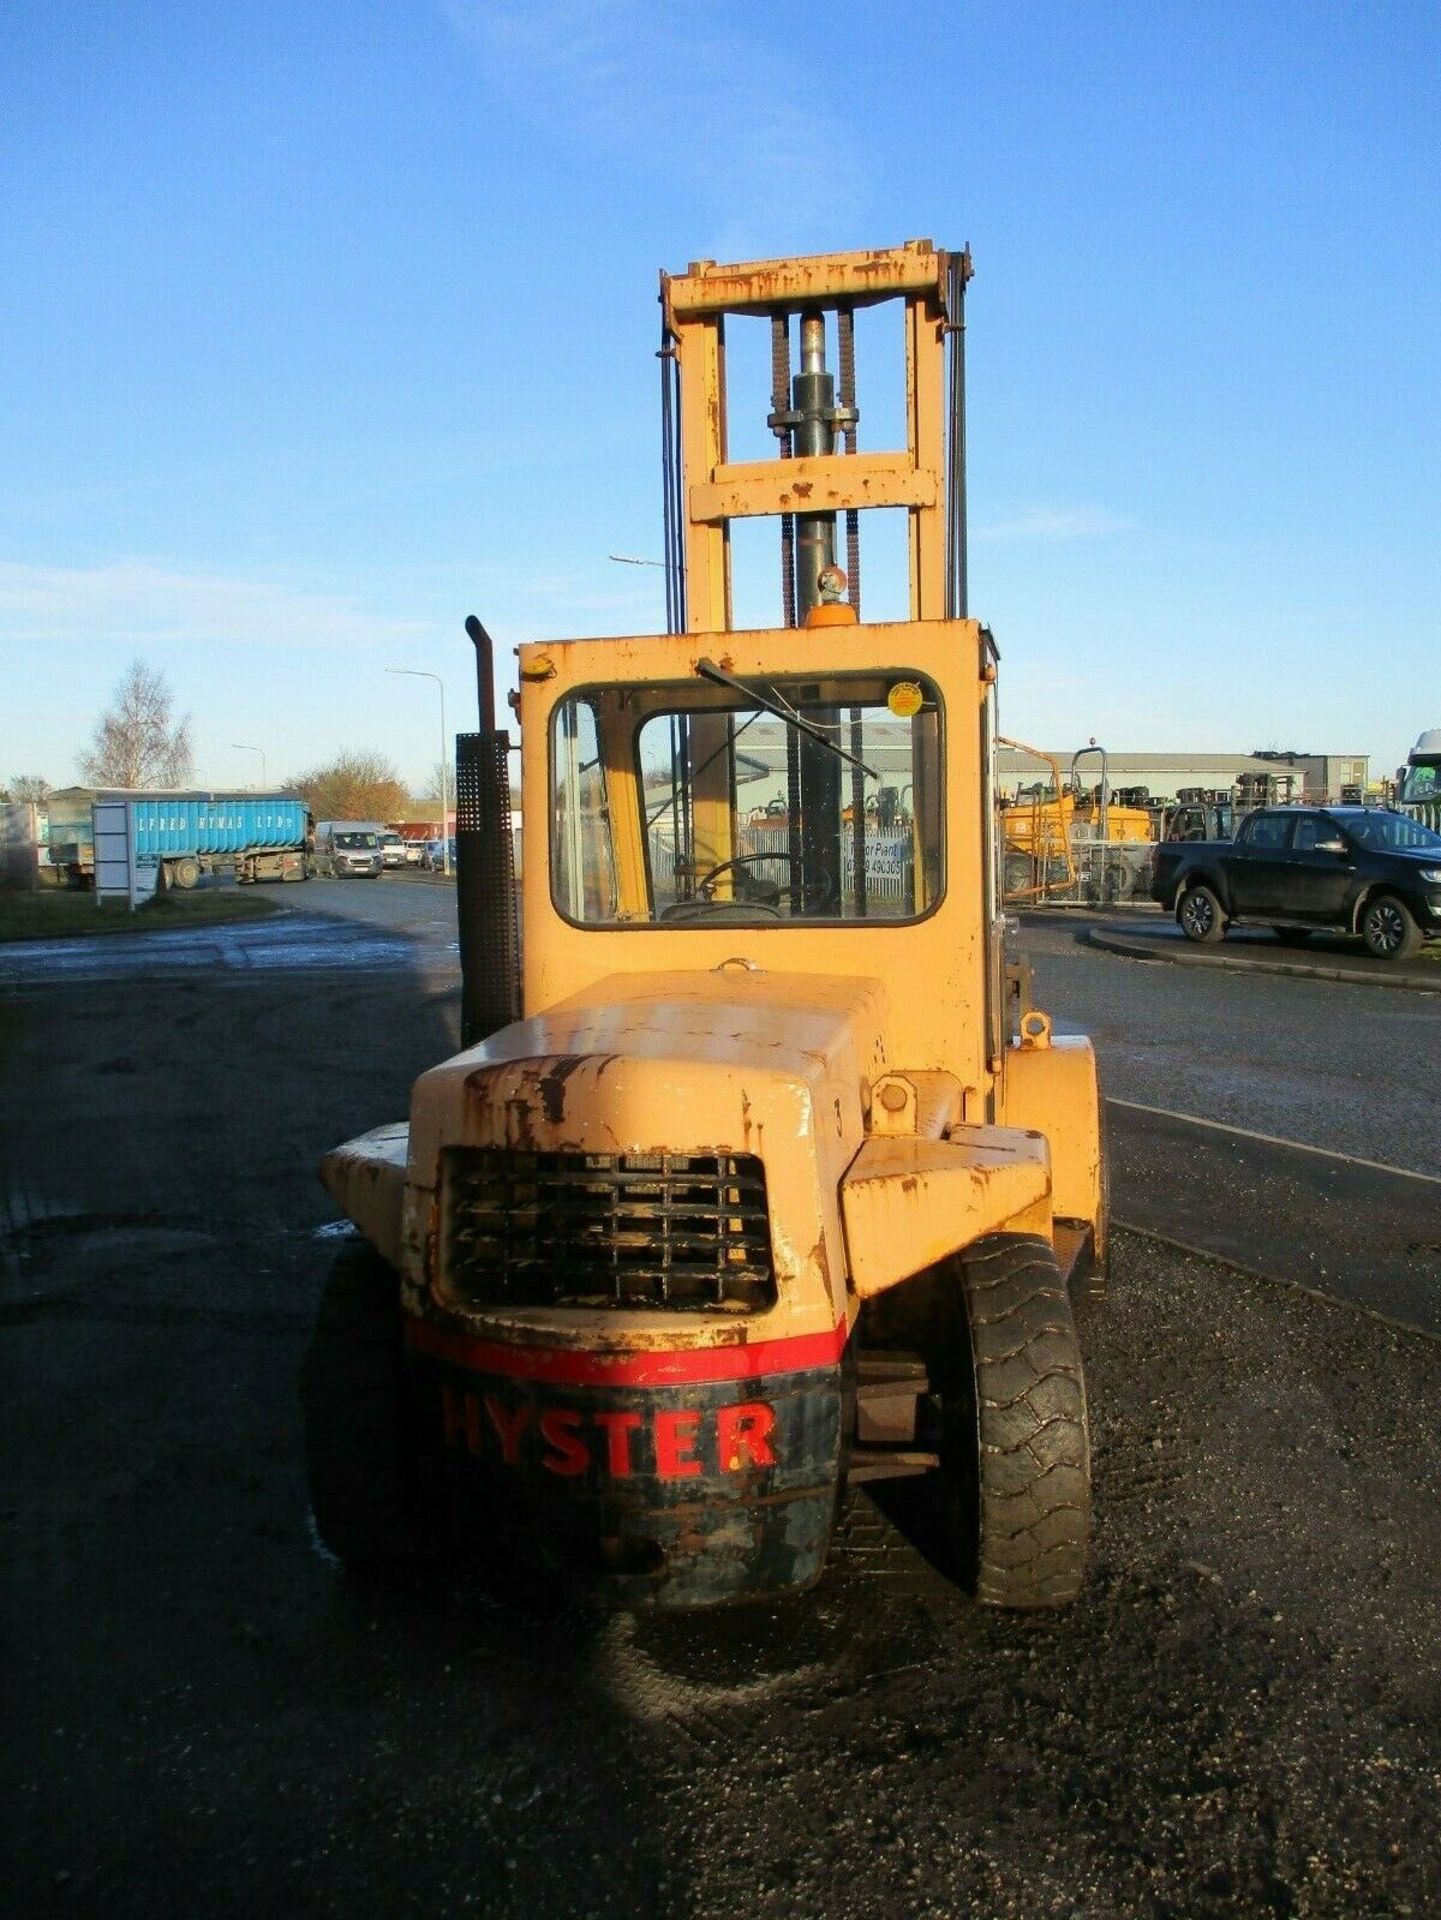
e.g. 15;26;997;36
688;852;834;913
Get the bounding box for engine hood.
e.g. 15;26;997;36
391;969;894;1338
409;968;892;1171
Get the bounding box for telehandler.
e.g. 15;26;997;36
305;242;1107;1610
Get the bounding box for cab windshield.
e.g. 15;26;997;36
551;671;944;926
1400;763;1439;805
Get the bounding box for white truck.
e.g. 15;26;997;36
1399;730;1441;831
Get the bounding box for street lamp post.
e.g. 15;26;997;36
231;742;267;789
385;669;450;876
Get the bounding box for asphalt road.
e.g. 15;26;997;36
3;892;1439;1917
1016;912;1441;1179
1013;912;1441;1336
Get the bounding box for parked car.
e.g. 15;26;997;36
420;837;457;873
1151;806;1441;960
378;832;410;870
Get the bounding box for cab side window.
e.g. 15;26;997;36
1240;813;1289;850
1292;815;1325;852
552;698;619;922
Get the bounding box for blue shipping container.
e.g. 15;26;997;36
128;797;309;857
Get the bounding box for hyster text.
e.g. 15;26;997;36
439;1387;778;1479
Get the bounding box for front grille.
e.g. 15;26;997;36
442;1148;776;1312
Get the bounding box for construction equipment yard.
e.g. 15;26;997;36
3;886;1437;1919
5;240;1437;1918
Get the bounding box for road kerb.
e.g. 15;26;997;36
1086;923;1440;991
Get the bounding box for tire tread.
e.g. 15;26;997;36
947;1234;1091;1610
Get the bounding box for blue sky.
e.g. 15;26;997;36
3;1;1437;793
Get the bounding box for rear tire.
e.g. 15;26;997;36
172;855;200;890
302;1241;421;1568
934;1235;1091;1609
1359;893;1422;961
1177;882;1225;944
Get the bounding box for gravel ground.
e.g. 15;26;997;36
571;1243;1441;1920
2;969;1439;1918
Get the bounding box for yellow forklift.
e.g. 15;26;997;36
305;242;1107;1610
998;741;1156;904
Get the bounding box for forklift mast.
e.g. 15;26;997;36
658;241;973;633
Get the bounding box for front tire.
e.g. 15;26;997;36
934;1235;1091;1609
1178;882;1225;944
301;1241;420;1568
1359;892;1422;961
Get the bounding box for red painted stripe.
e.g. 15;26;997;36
404;1313;848;1388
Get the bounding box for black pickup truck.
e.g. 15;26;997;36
1150;805;1441;960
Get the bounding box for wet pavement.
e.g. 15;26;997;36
0;908;449;984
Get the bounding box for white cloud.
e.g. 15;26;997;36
975;507;1139;543
442;0;852;241
0;560;432;651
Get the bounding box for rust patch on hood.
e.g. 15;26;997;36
461;1054;623;1146
537;1054;598;1127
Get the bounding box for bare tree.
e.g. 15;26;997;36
80;660;195;788
284;750;410;825
7;774;52;804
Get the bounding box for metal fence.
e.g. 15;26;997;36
1001;832;1156;907
646;817;1157;911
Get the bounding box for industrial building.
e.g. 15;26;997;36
996;746;1371;806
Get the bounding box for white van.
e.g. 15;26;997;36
313;821;384;878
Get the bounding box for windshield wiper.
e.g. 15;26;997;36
694;658;879;778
